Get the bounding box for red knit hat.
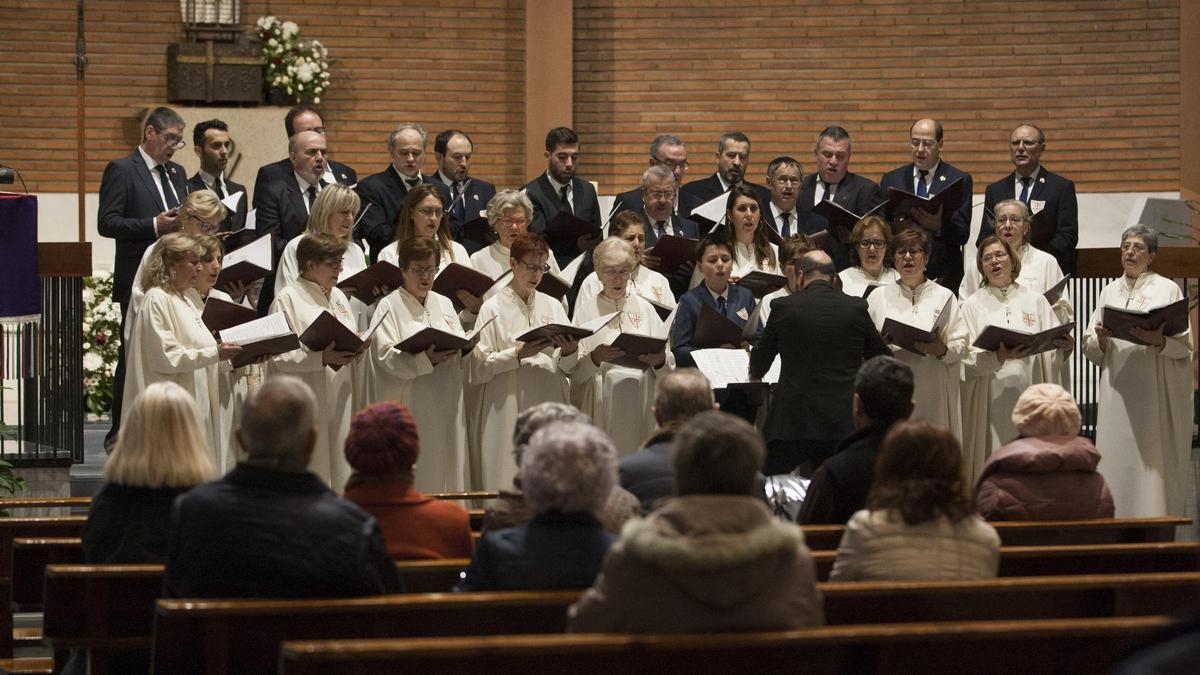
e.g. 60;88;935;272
343;402;420;476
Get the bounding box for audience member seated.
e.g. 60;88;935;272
799;356;914;525
829;420;1000;581
165;375;402;598
341;402;474;560
455;421;618;592
976;383;1114;521
568;411;824;632
482;402;640;534
618;368;716;513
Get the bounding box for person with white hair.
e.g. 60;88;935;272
455;420;619;591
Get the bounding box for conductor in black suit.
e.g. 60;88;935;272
610;134;700;221
879;119;973;294
524;126;602;267
97;106;189;447
978;124;1079;274
749;250;890;475
354;123;450;260
679;131;771;210
252;105;357;209
797;126;885;271
433;129;496;254
186;119;246;232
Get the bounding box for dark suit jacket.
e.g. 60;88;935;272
97;150;188;306
670;283;760;369
749;280;889;444
796;422;892;525
437;174;497;254
679;174;772;212
761;204;820;240
524;174;602;267
978;166;1078;274
186;173;247;232
618;436;675;514
796;172;885;271
611;186;702;223
880;161;973;294
354;166;451;261
253;157;357;211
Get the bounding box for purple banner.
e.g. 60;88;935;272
0;193;39;322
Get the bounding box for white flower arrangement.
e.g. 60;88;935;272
82;271;120;416
257;15;332;104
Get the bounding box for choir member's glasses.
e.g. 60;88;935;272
405;266;438;278
909;139;937;149
771;175;802;185
518;260;551;274
856;239;887;250
652;157;688;170
601;267;633;278
981;252;1010;264
499;216;529;227
645;190;674;201
158;132;187;150
895;248;924;259
996;215;1027;225
414;207;442;218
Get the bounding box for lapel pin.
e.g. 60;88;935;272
1039;177;1045;183
473;194;479;201
938;175;946;182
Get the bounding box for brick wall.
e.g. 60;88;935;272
573;0;1181;196
0;0;527;194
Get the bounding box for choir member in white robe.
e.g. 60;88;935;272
760;235;822;325
576;211;676;311
378;184;472;275
122;233;242;466
268;233;367;492
960;199;1072;388
689;186;780;288
867;227;967;440
838;215;899;297
959;236;1069;478
571;238;673;454
371;237;470;493
1083;225;1194;518
470;232;581;491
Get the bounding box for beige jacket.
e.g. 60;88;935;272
829;509;1000;581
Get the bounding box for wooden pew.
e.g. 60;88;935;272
146;572;1200;675
0;492;495;514
0;517;86;659
11;539;83;612
277;616;1173;675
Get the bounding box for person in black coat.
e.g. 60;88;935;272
456;420;618;591
610;133;702;221
679;131;772;212
879;119;973;294
252;104;357;209
165;376;402;599
524;127;603;268
97;106;190;448
977;124;1079;274
186;118;247;232
749;250;890;476
432;129;497;253
798;356;914;524
796;126;886;271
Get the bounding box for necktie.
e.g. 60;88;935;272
1018;176;1033;204
559;184;573;216
780;212;792;238
404;177;420;190
155;165;179;209
213;179;226;200
821;181;833;202
306;185;318;211
655;220;667;238
450;182;466;224
917;169;929;198
717;296;727;316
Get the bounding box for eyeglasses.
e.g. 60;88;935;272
319;259;345;270
895;249;924;258
601;268;633;278
157;130;186;150
414;207;442;219
981;252;1010;264
857;239;886;250
405;265;438;278
1010;139;1041;148
996;215;1027;225
518;260;550;274
645;190;674;201
498;216;529;228
910;138;937;149
652;157;688;170
771;175;802;185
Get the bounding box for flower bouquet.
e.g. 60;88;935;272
256;15;332;104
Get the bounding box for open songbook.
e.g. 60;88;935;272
433;263;496;312
880;296;954;355
515;311;618;343
200;297;258;335
544;211;602;248
690;349;780;389
692;301;762;349
215;233;273;289
220;209;258;252
884;177;965;230
297;310;387;371
972;322;1076;357
736;270;788;298
217;312;300;368
811;200;886;243
688;190;729;228
1102;298;1189;346
643;234;699;276
1044;275;1071;305
336;261;405;305
395;316;495;355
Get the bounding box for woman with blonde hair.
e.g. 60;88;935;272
274;184;368;293
123;232;241;462
838;215;898;296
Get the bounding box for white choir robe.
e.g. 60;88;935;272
1083;273;1194;518
379;239;470;272
469;287;580;490
371;287;468;493
571;291;674;455
689;240;780;289
122;287;221;465
122;245;157;341
576;264;677;313
839;265;899;298
760;286;792;325
959;283;1061;479
960;243;1073;388
267;278;361;492
867;279;967;440
191;288;257;473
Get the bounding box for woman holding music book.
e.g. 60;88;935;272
274;185;369;317
371;237;470;493
123;233;242;464
867;227;967;439
1083;225;1193;518
576;211;677;311
688;185;779;288
268;233;364;491
837;215;898;297
959;236;1067;478
378;184;471;273
470;233;580;490
960;199;1072;388
571;238;673;454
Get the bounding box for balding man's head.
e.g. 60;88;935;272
236;376;318;471
653;368;716;427
289;130;328;184
798;250;836;287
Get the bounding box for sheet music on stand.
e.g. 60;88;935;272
690;348;780;390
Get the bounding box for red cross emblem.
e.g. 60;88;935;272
1022;312;1035;327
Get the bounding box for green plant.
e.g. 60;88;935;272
83;271;121;416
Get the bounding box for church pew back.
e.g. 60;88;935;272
0;517;86;659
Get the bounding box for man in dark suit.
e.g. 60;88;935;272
762;156;820;239
978;124;1079;274
750;250;890;475
610;134;700;221
354;123;451;260
880;119;973;294
252;104;357;209
186;119;246;232
638;165;700;246
433;129;496;254
524;126;602;267
679;132;771;216
797;126;886;270
97;106;189;447
254;130;352;313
